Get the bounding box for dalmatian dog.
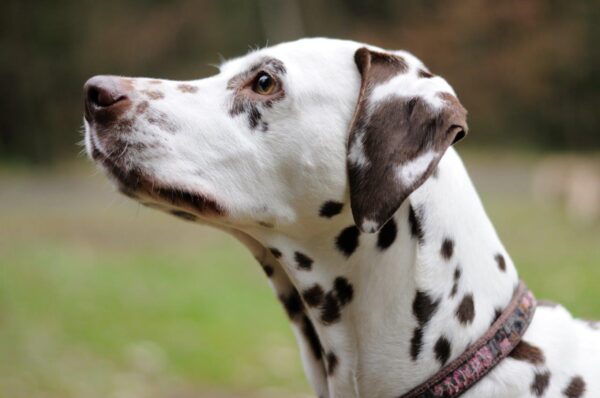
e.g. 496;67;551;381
83;38;599;398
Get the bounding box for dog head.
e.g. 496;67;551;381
84;38;467;233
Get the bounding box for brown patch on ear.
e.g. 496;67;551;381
348;48;468;233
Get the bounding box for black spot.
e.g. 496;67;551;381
456;294;475;325
301;315;322;360
170;210;197;221
440;238;454;260
294;251;313;270
303;285;324;308
495;253;506;272
333;277;354;306
280;290;303;320
434;336;451;366
408;205;424;244
335;225;360;257
319;201;344;218
377;218;397;250
531;371;551;397
320;292;341;325
563;375;586;398
410;327;424;360
326;352;338;376
318;277;354;325
261;263;274;277
411;291;440;360
413;291;440;326
269;247;282;258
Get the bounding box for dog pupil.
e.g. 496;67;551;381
258;75;271;90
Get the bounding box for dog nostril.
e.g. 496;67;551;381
87;85;126;108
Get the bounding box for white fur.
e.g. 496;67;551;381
85;38;600;398
396;150;437;186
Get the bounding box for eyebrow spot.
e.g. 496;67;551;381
177;84;198;93
141;90;165;100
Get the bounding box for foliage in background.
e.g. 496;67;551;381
1;0;599;163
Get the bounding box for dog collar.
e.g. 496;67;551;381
400;281;536;398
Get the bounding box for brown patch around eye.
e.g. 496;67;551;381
227;57;286;130
177;84;198;93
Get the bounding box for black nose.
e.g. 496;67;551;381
84;75;132;124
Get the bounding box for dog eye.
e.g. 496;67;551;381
252;72;275;95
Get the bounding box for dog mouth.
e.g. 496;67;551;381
89;139;225;217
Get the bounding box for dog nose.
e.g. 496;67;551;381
84;75;132;124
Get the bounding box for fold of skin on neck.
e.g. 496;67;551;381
233;148;519;398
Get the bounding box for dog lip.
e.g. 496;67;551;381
92;148;225;217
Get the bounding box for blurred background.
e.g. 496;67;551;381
1;1;599;397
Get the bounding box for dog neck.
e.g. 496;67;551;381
234;149;519;398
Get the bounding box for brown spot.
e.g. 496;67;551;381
177;84;198;93
456;294;475;325
258;221;274;228
408;205;425;244
279;290;303;321
148;80;162;85
269;247;282;258
450;266;461;298
495;253;506;272
303;285;324;308
491;307;503;326
440;238;454;260
509;341;545;365
146;110;177;132
411;290;440;360
413;291;440;326
136;101;149;115
531;371;551;397
141;90;164;100
319;200;344;218
301;315;322;360
319;277;354;325
326;352;338;376
418;69;434;78
434;335;451;366
294;251;313;270
563;376;586;398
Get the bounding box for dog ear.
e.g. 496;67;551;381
348;47;468;233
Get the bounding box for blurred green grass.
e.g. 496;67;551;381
1;151;599;397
